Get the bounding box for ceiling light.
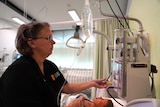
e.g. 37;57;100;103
12;17;25;25
68;10;81;25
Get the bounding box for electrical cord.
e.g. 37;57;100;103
114;0;130;29
149;72;154;92
107;86;124;107
106;0;125;28
106;0;134;36
105;70;112;83
57;52;82;106
57;78;67;106
114;0;134;36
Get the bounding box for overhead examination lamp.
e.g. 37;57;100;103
66;0;93;56
66;0;113;55
66;25;85;56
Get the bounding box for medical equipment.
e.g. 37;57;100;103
66;25;85;56
66;0;93;56
0;48;9;62
0;48;9;76
97;0;153;102
109;29;152;102
66;25;112;56
66;0;155;103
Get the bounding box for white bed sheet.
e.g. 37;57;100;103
107;98;127;107
61;93;127;107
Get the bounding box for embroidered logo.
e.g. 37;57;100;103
51;71;60;81
51;74;55;80
54;71;60;78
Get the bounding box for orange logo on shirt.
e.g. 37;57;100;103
51;74;55;80
51;71;60;81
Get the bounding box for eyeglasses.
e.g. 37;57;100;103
33;36;53;42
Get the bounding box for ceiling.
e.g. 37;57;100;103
0;0;129;30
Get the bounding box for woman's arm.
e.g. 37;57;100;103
62;78;107;94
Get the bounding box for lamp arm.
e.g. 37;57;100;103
97;0;144;33
93;30;112;45
66;36;84;49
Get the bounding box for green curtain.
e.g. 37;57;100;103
91;18;128;98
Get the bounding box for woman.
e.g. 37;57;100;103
0;21;108;107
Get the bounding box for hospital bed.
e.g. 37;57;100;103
61;68;93;83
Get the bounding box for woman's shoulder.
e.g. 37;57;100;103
1;56;36;80
11;56;32;65
44;59;58;68
6;55;35;71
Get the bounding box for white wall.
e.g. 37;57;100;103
0;23;94;72
127;0;160;99
0;20;17;71
48;30;95;69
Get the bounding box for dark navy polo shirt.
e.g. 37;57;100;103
0;55;67;107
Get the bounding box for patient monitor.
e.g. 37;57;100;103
110;29;152;102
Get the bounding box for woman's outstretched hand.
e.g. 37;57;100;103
90;78;108;88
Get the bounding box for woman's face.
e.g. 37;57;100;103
32;26;55;58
